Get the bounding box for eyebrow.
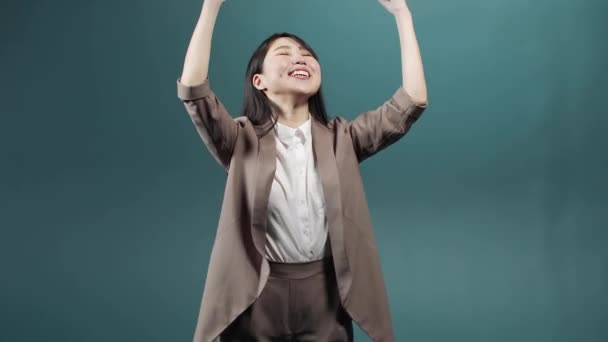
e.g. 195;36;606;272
273;45;309;53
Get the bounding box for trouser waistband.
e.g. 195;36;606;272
268;257;334;279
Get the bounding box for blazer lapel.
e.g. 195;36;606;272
311;118;352;300
250;121;276;258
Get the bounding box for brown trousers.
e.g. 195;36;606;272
219;257;354;341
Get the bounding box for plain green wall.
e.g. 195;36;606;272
1;0;607;341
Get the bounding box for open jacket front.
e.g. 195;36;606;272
176;77;427;342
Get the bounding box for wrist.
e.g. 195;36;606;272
393;8;412;19
203;0;223;12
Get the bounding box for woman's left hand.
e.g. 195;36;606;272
376;0;410;15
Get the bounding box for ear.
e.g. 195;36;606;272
252;74;266;91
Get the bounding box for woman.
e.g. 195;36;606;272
176;0;428;341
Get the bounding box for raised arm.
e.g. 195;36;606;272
346;0;428;163
180;0;224;85
388;0;428;105
177;0;238;171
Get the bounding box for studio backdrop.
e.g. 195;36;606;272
1;0;606;341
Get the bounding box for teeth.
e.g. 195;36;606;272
291;70;309;77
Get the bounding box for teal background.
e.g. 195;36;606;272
1;0;607;341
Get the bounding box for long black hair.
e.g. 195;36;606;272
241;32;331;136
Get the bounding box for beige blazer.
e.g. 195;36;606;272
176;77;427;342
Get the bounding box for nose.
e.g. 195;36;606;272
292;54;307;65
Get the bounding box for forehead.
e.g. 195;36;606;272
268;37;308;52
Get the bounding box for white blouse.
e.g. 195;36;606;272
264;114;332;263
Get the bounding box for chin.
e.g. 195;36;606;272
289;87;316;96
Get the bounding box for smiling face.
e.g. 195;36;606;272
252;37;322;100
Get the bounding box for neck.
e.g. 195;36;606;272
266;92;311;128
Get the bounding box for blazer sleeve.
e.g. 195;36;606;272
176;77;239;171
344;86;427;163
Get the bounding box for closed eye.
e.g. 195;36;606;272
277;52;313;57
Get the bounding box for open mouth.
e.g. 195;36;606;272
289;70;310;80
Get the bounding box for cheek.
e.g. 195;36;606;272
313;63;322;76
277;65;292;79
267;69;285;82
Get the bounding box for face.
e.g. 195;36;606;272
253;37;322;99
